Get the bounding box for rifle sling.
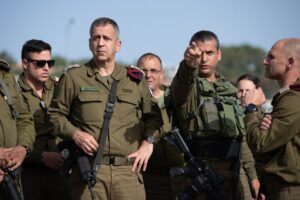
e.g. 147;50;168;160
93;79;118;172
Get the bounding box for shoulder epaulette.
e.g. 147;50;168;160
0;59;11;71
127;65;144;82
50;76;60;86
289;83;300;91
63;64;81;74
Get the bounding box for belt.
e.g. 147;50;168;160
101;156;134;166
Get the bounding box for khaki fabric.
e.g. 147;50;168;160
0;69;35;200
246;79;300;198
0;71;35;149
170;61;256;199
144;85;187;199
18;73;70;200
70;162;145;200
48;60;162;199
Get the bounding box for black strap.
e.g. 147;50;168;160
93;79;118;172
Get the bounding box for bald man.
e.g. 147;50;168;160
245;38;300;200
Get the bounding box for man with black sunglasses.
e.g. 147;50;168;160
18;39;70;200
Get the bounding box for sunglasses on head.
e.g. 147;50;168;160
26;58;55;68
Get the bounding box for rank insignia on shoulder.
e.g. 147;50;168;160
127;65;144;82
63;64;80;74
50;76;60;86
0;59;11;71
289;83;300;91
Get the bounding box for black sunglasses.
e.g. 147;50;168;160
27;58;55;68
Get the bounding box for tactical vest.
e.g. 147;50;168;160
184;78;245;140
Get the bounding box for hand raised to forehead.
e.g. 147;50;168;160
184;42;202;68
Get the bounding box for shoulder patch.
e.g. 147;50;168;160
127;65;144;82
289;83;300;91
63;64;81;74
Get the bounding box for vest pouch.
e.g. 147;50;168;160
218;102;239;138
200;101;220;137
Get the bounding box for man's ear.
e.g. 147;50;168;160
22;59;29;70
287;57;294;69
217;49;222;61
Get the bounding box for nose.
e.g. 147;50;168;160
144;71;152;78
202;53;207;62
41;63;50;70
263;57;268;65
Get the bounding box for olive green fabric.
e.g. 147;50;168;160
0;67;35;200
48;60;162;199
17;73;70;200
144;85;186;199
69;165;145;200
246;79;300;198
18;73;58;164
0;70;35;149
171;60;257;198
48;60;162;155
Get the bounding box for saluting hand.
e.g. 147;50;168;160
184;42;202;68
128;140;153;173
73;130;98;156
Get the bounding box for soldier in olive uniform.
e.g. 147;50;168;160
137;53;187;199
245;38;300;200
48;17;162;200
170;30;258;200
237;74;269;200
19;39;70;200
0;59;35;199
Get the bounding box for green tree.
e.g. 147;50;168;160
218;44;277;98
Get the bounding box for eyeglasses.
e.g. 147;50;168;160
26;58;55;68
141;68;162;74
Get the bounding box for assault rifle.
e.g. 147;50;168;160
164;128;224;200
58;140;96;200
1;167;22;200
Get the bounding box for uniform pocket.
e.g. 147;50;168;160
116;93;139;122
77;92;105;122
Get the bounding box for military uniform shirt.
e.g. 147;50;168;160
0;70;35;149
171;60;257;179
246;79;300;184
18;73;57;164
48;60;162;157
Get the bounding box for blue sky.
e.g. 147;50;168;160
1;0;299;68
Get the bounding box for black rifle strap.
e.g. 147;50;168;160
93;79;118;172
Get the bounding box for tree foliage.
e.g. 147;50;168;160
218;44;278;98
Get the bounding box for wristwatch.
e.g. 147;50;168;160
245;103;258;114
144;136;156;144
23;146;31;158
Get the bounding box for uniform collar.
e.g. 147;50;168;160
86;59;125;81
18;73;53;92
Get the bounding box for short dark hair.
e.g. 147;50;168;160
90;17;120;38
237;74;261;88
21;39;52;59
137;52;162;68
190;30;220;50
